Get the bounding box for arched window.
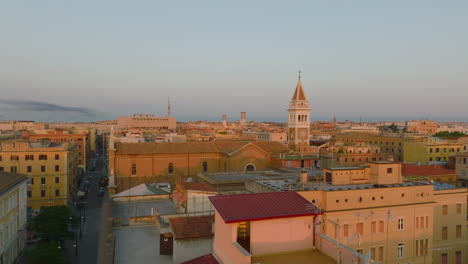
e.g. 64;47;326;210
168;163;174;175
202;161;208;173
245;164;256;172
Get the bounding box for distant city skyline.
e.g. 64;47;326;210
1;1;467;122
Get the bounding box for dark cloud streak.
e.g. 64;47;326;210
0;99;94;117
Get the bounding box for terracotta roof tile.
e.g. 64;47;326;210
115;140;288;155
209;192;321;223
402;164;457;176
169;215;214;240
182;254;219;264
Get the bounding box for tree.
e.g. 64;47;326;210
433;131;466;138
24;241;65;264
30;205;77;243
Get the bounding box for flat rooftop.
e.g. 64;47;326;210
255;179;433;192
200;171;298;184
251;249;335;264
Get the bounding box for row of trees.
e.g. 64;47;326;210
433;131;466;138
25;206;78;264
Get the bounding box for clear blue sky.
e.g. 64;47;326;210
1;1;467;122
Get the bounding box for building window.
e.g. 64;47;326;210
387;168;392;174
10;155;19;161
245;164;255;172
11;166;17;173
30;178;34;184
202;162;208;173
456;204;461;214
168;163;174;175
343;224;349;237
237;221;251;253
39;154;47;160
397;243;404;259
27;166;32;173
41;190;45;197
442;205;448;215
456;251;462;264
357;222;364;235
27;191;32;198
435;148;439;153
55;177;60;184
441;253;448;264
41;177;46;184
378;246;384;261
55;189;60;196
25;154;34;161
131;163;137;176
41;165;46;172
442;226;448;240
55;154;59;160
0;167;3;172
371;221;376;234
398;218;404;230
456;225;461;239
55;165;60;172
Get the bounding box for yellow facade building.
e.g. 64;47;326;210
335;133;463;164
0;140;79;211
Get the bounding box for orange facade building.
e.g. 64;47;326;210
108;141;288;194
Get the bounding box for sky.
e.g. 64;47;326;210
1;1;467;122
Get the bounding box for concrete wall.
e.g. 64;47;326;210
173;237;213;264
213;212;250;264
432;189;468;264
250;216;314;256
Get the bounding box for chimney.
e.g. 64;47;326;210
300;170;308;184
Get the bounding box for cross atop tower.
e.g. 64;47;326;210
298;69;302;80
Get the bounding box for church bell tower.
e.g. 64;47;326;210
288;71;311;153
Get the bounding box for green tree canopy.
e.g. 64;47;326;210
24;241;65;264
30;205;77;242
433;131;466;138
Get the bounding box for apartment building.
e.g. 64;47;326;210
24;130;91;170
0;140;79;211
0;172;29;264
335;133;463;164
246;161;467;264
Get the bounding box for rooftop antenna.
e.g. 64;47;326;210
167;97;171;117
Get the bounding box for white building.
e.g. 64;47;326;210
0;172;29;264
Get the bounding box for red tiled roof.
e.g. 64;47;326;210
209;191;321;223
169;215;214;240
182;254;219;264
181;182;217;193
115;140;288;155
402;164;457;176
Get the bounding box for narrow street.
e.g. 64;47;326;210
69;155;107;264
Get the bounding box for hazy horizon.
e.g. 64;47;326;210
1;1;467;122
